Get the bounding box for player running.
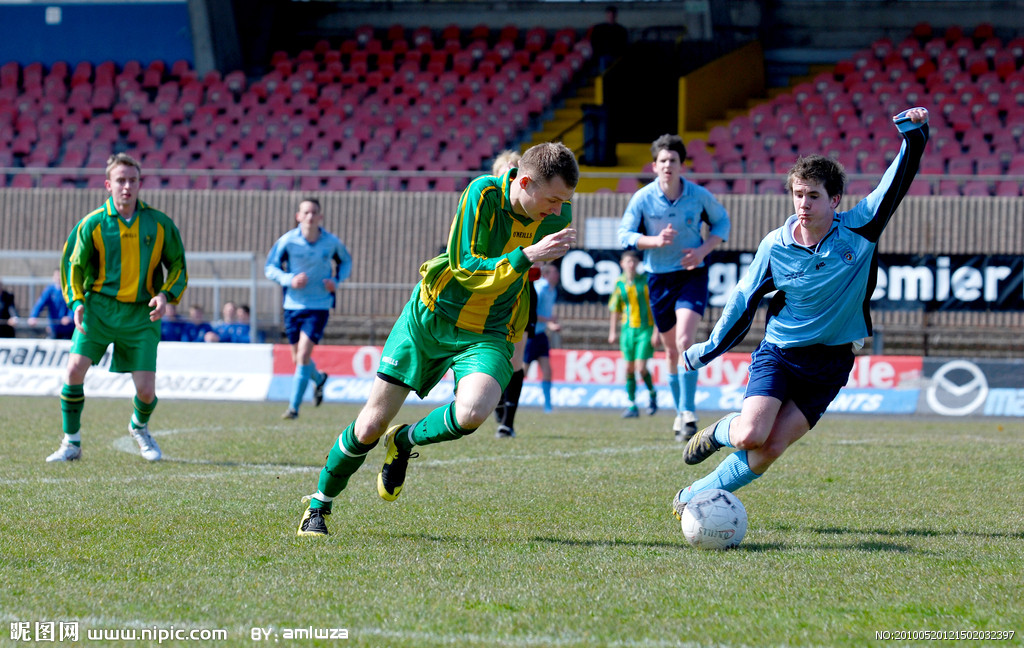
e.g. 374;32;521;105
297;143;579;536
265;198;352;419
618;135;731;442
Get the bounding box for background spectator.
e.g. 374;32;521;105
0;279;18;338
184;304;217;343
27;270;74;339
160;303;187;341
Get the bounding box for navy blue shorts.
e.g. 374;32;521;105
524;331;550;364
283;309;330;345
745;340;855;428
647;267;709;333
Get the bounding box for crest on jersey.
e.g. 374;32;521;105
834;241;856;265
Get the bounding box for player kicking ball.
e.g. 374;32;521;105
298;143;579;536
672;107;930;517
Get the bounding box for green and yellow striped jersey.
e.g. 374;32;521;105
418;169;572;342
608;272;653;330
62;197;188;310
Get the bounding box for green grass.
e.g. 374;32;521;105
2;395;1022;647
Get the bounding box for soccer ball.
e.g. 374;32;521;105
680;489;747;550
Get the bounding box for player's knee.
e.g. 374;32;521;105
353;411;390;444
64;359;89;384
676;332;695;350
354;423;385;445
730;420;768;452
451;397;491;430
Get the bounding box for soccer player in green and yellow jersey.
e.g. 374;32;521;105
46;153;188;463
608;249;659;419
298;142;579;536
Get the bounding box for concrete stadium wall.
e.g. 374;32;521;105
1;189;1022;354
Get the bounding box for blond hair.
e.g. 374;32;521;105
105;152;142;179
491;149;522;177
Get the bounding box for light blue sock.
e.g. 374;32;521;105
309;361;323;385
541;380;552;410
668;373;681;412
290;363;313;411
680;451;760;502
713;412;739;448
682;369;697;412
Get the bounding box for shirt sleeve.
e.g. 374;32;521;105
684;236;777;370
159;219;188;304
67;220;95;311
617;192;644;249
447;185;533;295
702;192;731;243
608;281;624;313
842;114;929;241
333;240;352;284
264;237;293;287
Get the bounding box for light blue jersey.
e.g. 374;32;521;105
533;277;557;334
685;116;929;370
618;179;731;275
265;227;352;311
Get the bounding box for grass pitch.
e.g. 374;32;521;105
1;395;1022;647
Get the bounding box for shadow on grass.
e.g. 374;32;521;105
385;531;683;551
813;525;1024;541
711;539;921;554
163;456;321;471
380;531;928;555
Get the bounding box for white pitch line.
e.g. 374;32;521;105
4;424;671;486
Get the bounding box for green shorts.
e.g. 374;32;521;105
619;324;655;362
71;293;161;373
379;295;514;399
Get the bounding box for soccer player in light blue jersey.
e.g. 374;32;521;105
672;107;930;518
265;198;352;420
619;135;731;442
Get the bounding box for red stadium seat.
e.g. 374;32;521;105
961;180;991;196
995;181;1021;197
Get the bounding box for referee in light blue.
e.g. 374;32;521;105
672;108;930;518
618;134;731;442
266;197;351;419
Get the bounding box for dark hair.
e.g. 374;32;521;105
621;249;641;262
519;142;580;189
785;155;846;198
300;197;321;210
651;134;687;163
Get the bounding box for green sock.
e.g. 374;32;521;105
131;395;158;429
641;370;655;392
625;375;637;402
312;423;378;510
404;402;474;450
642;370;657;403
60;384;85;443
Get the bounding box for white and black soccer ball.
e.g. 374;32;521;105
680;488;747;550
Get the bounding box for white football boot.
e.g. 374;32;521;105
130;424;162;461
45;439;82;462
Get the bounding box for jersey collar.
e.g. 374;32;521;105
781;213;840;252
104;197;146;221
